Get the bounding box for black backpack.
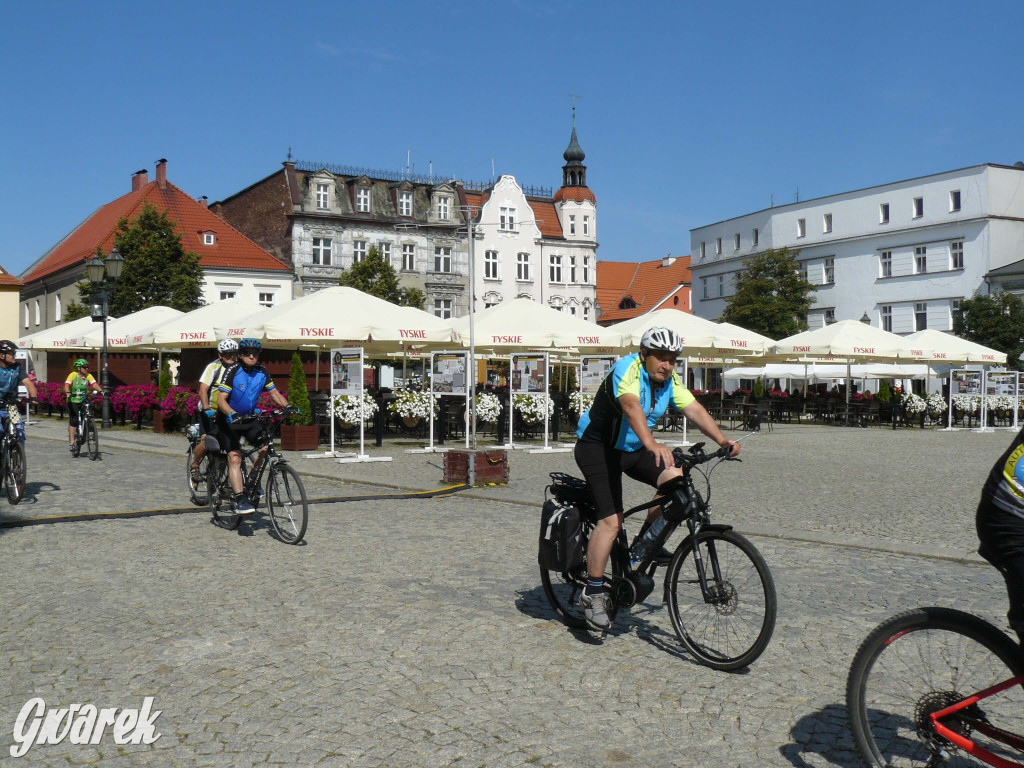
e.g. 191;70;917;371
538;500;584;573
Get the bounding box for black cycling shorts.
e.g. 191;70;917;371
574;440;666;520
67;402;87;428
976;496;1024;641
214;415;267;454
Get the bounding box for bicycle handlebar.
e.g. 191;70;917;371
672;442;732;469
229;405;298;427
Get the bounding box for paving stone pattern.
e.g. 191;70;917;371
0;416;1017;766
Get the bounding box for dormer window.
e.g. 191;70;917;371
618;297;637;310
316;183;329;210
202;232;215;245
437;196;450;220
356;187;371;213
399;190;413;217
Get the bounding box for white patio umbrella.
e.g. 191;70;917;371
212;286;458;351
130;298;265;349
18;316;109;351
77;306;184;351
607;309;769;355
447;298;623;351
905;329;1007;365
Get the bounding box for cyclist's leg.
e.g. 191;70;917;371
68;403;80;447
977;498;1024;645
574;441;623;579
623;451;681;531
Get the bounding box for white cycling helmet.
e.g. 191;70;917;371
640;326;683;354
218;339;239;354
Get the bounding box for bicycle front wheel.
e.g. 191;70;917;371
266;462;308;544
665;528;777;671
186;444;209;506
86;419;99;460
846;607;1024;768
207;456;240;530
539;520;621;630
5;441;26;504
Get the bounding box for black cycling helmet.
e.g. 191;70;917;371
238;337;262;353
0;340;17;355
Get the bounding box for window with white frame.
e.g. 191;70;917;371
379;242;392;266
219;290;236;301
353;240;368;263
433;299;452;319
717;274;725;297
356;187;371;213
484;250;499;279
203;232;215;245
951;298;962;326
23;304;28;329
582;256;590;284
949;190;961;213
517;252;531;280
880;250;892;277
34;300;39;326
55;294;62;321
880;203;890;224
915;301;927;330
824;308;836;325
549;254;563;283
500;206;516;231
915;246;927;273
734;233;740;251
700;241;706;259
570;256;577;283
752;228;759;246
316;183;329;210
569;215;576;236
716;237;722;255
881;305;892;332
312;237;332;265
797;219;806;238
824;257;835;285
434;246;451;273
823;213;833;234
913;197;923;218
951;239;964;270
799;261;808;282
583;305;590;321
583;215;590;235
437;196;450;220
399;191;413;216
701;277;708;299
402;243;415;271
258;292;274;308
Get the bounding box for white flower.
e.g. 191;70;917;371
474;392;501;423
901;392;927;415
387;389;439;419
925;392;946;418
328;392;378;424
952;394;981;414
568;391;595;415
513;393;554;422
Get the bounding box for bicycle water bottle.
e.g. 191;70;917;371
630;517;667;565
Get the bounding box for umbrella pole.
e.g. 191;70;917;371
846;362;851;426
315;348;320;391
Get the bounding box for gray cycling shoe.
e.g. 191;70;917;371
581;591;612;631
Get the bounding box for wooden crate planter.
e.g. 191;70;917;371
280;424;319;451
443;449;509;486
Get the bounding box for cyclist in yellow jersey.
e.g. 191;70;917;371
64;359;102;451
189;339;239;483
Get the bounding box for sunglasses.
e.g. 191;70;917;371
239;350;259;356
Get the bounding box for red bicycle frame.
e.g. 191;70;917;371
931;673;1024;768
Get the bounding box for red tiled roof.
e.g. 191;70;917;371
0;265;23;287
597;256;692;322
553;186;596;204
22;177;290;284
526;199;564;239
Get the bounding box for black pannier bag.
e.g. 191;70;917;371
538;500;584;572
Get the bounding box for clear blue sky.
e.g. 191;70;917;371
3;1;1023;278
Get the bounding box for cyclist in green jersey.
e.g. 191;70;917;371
64;359;102;451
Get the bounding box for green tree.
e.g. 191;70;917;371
157;360;173;401
338;246;425;309
74;204;204;317
286;352;313;426
720;247;816;339
954;291;1024;371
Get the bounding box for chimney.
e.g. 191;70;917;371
662;254;676;267
156;158;167;189
131;168;149;192
199;196;208;208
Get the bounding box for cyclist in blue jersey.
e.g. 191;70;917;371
215;338;289;513
0;341;36;445
574;326;739;631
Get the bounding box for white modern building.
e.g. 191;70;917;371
689;162;1024;334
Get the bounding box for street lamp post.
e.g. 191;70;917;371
84;247;125;428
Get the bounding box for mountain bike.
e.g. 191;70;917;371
540;442;777;671
206;407;309;544
185;422;209;506
71;401;99;460
846;606;1024;767
1;403;27;505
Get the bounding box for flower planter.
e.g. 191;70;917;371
152;410;175;434
402;416;423;428
280;423;319;451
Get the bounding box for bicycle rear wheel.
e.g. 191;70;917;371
5;441;25;504
665;528;776;671
85;419;99;460
207;456;240;530
266;462;308;544
186;444;209;506
846;607;1024;768
540;520;621;630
